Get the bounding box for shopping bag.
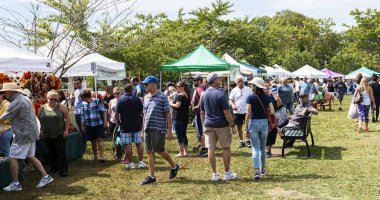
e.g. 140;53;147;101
348;102;359;119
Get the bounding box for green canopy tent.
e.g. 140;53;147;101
160;45;239;90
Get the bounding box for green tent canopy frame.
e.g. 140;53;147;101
161;45;239;72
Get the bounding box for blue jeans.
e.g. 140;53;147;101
0;129;13;157
249;119;268;170
285;103;294;115
173;120;188;146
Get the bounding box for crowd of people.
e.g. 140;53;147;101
1;71;378;190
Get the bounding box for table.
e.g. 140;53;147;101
36;132;85;161
0;159;23;188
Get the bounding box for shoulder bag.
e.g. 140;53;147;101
255;93;278;130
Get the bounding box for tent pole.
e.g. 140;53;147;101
228;74;230;94
160;71;162;91
94;63;98;101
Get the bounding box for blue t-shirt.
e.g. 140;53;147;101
299;81;311;94
309;83;318;95
278;85;293;104
116;93;143;133
133;84;145;97
246;93;271;119
201;87;230;128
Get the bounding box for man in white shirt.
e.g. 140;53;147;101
229;76;253;148
73;78;85;146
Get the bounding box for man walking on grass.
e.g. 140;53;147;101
115;84;147;169
229;75;252;148
201;73;237;181
141;76;180;185
0;83;53;191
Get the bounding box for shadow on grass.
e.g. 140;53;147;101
285;145;346;160
161;173;332;185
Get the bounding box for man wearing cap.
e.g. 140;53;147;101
0;83;53;191
201;72;237;181
131;77;145;99
191;76;208;157
123;77;131;85
140;76;180;185
281;92;318;147
229;75;252;148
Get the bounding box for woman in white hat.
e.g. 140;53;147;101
244;77;274;180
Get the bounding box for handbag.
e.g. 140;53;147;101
353;88;363;104
255;93;278;130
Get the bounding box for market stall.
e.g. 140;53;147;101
292;65;328;79
320;68;345;78
345;66;380;79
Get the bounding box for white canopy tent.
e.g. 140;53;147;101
344;72;372;79
0;41;52;72
221;53;257;76
292;65;328;79
38;37;125;80
264;65;286;77
273;64;294;77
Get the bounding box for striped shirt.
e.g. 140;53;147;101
81;99;106;127
143;91;170;133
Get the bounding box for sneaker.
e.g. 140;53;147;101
223;171;237;181
254;171;261;180
3;182;22;192
239;141;245;148
198;149;208;157
126;162;135;169
36;175;54;188
212;173;220;181
138;161;147;168
169;164;180;179
141;176;156;185
122;159;129;164
265;152;272;158
260;169;266;176
246;140;251;148
358;127;363;133
365;128;369;132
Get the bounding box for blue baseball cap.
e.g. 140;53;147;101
141;76;158;84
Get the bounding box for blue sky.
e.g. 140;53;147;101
1;0;380;31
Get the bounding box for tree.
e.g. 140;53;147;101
0;0;137;77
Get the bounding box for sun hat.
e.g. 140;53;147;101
141;76;158;84
0;82;22;93
249;77;265;89
207;72;222;83
22;88;31;98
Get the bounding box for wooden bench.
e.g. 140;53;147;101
320;92;332;111
281;114;313;158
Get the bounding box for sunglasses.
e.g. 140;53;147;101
176;85;183;87
114;93;120;95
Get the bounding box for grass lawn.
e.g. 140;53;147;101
1;95;379;199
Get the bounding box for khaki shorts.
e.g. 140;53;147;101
204;126;232;150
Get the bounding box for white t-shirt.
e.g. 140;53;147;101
229;86;253;114
295;80;300;92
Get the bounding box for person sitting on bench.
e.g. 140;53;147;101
280;92;319;147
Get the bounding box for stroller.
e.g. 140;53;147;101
112;125;124;160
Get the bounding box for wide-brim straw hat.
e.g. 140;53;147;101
0;82;22;93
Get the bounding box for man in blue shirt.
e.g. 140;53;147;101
201;73;237;181
131;77;145;98
115;84;147;169
141;76;179;185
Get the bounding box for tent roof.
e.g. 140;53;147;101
0;41;52;72
293;65;328;78
239;62;266;75
38;37;125;78
161;45;238;72
345;66;379;79
320;68;344;78
221;53;257;75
